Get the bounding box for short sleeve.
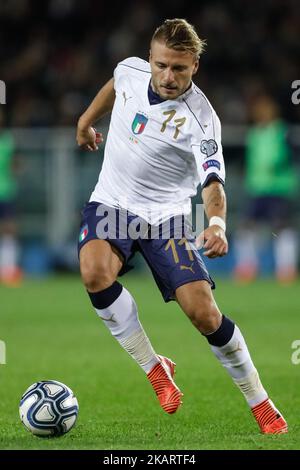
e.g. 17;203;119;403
192;112;225;187
113;60;124;91
113;57;150;92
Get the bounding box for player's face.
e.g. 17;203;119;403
149;40;199;100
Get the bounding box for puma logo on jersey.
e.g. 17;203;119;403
123;91;132;106
180;262;195;274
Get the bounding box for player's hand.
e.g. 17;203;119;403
195;225;228;258
76;125;103;151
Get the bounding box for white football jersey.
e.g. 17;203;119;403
90;57;225;223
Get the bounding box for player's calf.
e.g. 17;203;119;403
176;281;222;334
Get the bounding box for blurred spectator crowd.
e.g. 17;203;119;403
0;0;299;127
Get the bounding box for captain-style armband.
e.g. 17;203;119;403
209;216;226;232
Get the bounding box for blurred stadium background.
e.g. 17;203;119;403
1;0;300;450
0;0;299;278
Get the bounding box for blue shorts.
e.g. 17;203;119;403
78;201;215;302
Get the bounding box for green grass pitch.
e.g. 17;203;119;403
0;273;299;450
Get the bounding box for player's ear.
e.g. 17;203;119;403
193;59;199;75
149;49;152;62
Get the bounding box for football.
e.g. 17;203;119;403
19;380;79;437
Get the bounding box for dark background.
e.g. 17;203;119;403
1;0;299;126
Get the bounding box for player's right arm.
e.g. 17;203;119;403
77;78;115;151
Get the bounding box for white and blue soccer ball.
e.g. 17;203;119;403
19;380;79;437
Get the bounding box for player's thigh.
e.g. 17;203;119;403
79;239;123;286
139;236;214;302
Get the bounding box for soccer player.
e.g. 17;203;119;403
76;19;287;433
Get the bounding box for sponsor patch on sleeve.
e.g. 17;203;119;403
202;159;221;171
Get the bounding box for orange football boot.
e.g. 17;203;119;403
252;398;288;434
147;355;183;414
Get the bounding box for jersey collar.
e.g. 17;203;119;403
147;80;195;106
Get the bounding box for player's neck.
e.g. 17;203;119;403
149;80;192;102
148;81;166;105
182;81;192;95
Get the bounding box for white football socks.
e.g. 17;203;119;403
95;287;159;373
93;284;268;407
210;325;268;407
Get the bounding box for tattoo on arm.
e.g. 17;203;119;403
207;185;224;209
202;182;226;219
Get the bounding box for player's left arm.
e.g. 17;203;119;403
197;179;228;258
192;106;228;258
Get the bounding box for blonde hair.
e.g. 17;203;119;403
151;18;206;58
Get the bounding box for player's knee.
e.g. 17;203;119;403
186;300;221;335
80;258;116;292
